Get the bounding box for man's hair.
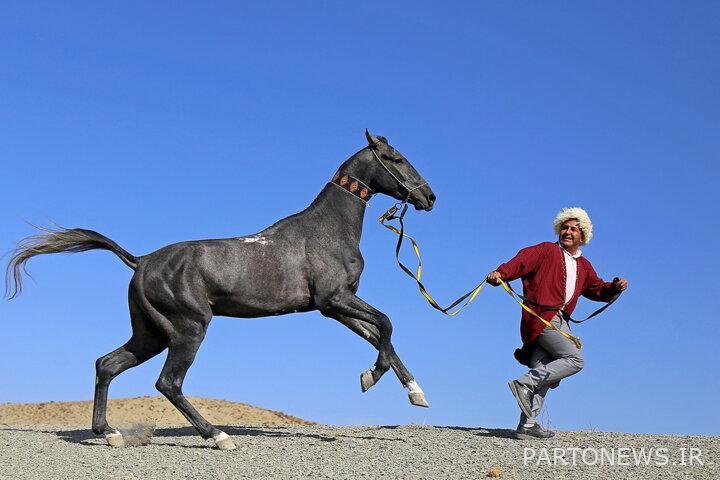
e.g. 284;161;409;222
553;207;593;245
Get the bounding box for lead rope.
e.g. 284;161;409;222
379;204;488;316
379;204;587;349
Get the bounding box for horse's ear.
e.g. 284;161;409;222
365;128;380;146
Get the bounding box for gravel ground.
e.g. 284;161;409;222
0;424;716;479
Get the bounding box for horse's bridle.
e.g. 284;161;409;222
330;146;428;206
368;146;428;204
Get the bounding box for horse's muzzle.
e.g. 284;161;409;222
410;185;436;211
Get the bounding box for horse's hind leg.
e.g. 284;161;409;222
92;300;167;446
154;328;236;450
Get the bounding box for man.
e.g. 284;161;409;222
486;207;628;440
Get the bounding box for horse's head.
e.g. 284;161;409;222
350;130;435;211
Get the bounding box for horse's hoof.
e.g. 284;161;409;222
105;430;125;448
214;432;237;450
409;392;430;408
360;370;376;392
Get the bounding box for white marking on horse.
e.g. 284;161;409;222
105;430;125;448
405;380;429;407
405;380;424;394
239;235;271;245
213;431;237;450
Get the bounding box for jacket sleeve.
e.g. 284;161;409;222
496;243;547;282
581;260;618;302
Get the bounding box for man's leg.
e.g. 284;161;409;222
519;344;552;427
516;315;584;391
511;315;583;439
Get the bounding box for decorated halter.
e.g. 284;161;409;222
329;146;427;205
330;171;373;202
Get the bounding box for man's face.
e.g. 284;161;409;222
559;219;583;251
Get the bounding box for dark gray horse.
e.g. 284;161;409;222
6;130;436;450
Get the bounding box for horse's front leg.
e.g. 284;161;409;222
319;291;429;407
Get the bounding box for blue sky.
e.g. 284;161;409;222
1;1;718;435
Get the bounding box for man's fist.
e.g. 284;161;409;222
613;277;628;291
487;271;502;286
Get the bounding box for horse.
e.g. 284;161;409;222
5;130;436;450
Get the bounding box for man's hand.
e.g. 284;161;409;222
487;271;502;286
613;277;629;291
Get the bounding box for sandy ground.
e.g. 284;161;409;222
0;398;717;479
0;396;312;427
0;425;717;480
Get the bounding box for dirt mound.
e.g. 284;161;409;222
0;396;314;427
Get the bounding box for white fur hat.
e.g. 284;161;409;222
553;207;593;245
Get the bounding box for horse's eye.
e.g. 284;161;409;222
382;152;403;163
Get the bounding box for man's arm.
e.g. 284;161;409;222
486;243;547;286
583;262;628;301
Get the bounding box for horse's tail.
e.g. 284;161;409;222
5;226;138;299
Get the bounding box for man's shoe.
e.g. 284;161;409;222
515;423;555;440
508;380;534;419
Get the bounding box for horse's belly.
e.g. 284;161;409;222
208;267;312;318
210;291;312;318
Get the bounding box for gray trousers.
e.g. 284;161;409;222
516;314;584;425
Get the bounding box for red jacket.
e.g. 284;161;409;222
496;242;618;344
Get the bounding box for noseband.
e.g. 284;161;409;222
368;147;428;204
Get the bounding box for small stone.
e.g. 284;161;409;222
487;467;503;477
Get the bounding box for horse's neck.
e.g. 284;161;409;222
306;183;366;246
